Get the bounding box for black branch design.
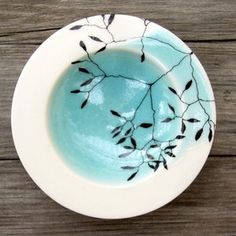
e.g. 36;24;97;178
70;15;216;181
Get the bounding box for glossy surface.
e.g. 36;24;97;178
48;46;214;184
12;14;216;218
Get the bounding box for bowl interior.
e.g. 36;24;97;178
12;14;216;218
48;47;205;185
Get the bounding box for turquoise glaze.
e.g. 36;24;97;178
48;20;215;185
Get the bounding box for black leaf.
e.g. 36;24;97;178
181;121;186;134
185;80;193;91
112;130;121;138
89;36;103;42
154;162;160;171
95;46;106;54
153;160;161;164
70;25;82;30
71;60;83;64
108;14;115;26
81;99;88;109
111;126;121;134
127;170;138;181
162;117;173;123
70;89;80;94
79;40;87;51
176;135;185;139
164;145;177;150
116;137;126;145
187;118;200;123
150;144;159;148
147;154;154;160
168;104;175;114
168;87;177;95
148;163;155;170
121;166;136;170
80;79;93;87
165;151;176;157
125;128;132;136
123;146;133;150
119;151;133;158
110;110;121;117
195;128;203;141
140;123;153;128
131;137;136;148
79;67;90;74
208;127;213;142
163;159;168;170
141;52;145;62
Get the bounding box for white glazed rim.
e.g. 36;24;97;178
11;14;216;219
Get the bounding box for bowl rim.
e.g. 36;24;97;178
11;14;216;219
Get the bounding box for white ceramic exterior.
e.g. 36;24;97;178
11;14;216;219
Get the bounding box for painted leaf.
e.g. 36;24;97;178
125;128;132;136
181;121;186;134
195;128;203;141
164;145;177;150
111;126;121;134
148;163;155;170
163;159;168;170
154;162;160;171
165;151;176;157
70;25;82;30
71;60;83;64
187;118;200;123
140;123;153;128
95;46;106;54
70;89;80;94
121;166;136;170
108;14;115;26
162;117;173;123
127;170;138;181
112;130;121;138
150;144;159;148
153;160;161;164
119;151;133;158
131;137;137;148
176;135;185;139
141;52;145;62
168;104;175;114
185;80;193;90
147;154;154;160
123;146;133;150
81;99;88;109
89;36;103;42
208;127;213;142
80;79;93;87
116;137;126;145
79;40;87;51
110;110;121;117
168;87;177;95
79;67;90;74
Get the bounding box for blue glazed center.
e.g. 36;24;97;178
48;48;199;185
48;49;183;184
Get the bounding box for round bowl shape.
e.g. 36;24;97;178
11;14;216;219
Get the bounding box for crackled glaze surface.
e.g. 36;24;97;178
48;14;216;184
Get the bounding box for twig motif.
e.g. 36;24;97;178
70;15;215;181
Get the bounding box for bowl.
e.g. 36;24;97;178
11;14;216;219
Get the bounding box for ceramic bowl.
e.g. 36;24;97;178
11;14;216;219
